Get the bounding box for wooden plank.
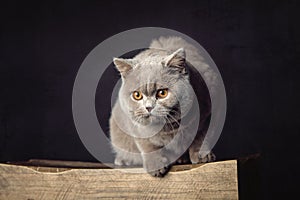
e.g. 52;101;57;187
8;159;209;171
0;160;238;200
8;159;111;169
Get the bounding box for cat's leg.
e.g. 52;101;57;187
113;148;142;166
190;149;216;163
135;139;171;177
188;133;216;164
110;117;143;166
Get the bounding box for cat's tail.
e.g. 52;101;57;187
150;36;198;54
150;36;218;96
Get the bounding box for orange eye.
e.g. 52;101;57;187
156;89;168;99
132;91;143;100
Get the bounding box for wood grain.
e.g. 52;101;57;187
0;160;238;200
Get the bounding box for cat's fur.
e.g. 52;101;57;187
109;36;216;177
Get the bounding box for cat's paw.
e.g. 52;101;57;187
143;156;171;177
148;166;171;177
189;151;216;164
114;157;133;166
198;152;216;163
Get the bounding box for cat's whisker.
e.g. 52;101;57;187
164;116;176;133
133;116;143;128
159;108;181;118
166;115;185;145
166;113;181;127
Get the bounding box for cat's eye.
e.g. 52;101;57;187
132;91;143;100
156;89;168;99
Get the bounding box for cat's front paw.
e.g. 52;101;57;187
114;157;133;166
198;152;216;163
190;151;216;164
143;156;171;177
148;166;171;177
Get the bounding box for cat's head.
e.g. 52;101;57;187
113;48;194;127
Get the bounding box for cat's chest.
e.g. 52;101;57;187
148;131;177;147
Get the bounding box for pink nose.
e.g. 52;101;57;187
146;107;153;112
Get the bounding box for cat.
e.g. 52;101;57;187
109;36;216;177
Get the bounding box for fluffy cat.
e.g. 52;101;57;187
109;36;216;177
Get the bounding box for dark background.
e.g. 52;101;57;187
0;0;299;199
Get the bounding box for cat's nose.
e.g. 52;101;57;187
146;107;153;113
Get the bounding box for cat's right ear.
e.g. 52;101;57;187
113;58;134;77
163;48;187;74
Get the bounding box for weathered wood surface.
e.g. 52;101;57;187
0;160;238;200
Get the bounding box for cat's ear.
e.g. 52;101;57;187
113;58;134;77
163;48;186;73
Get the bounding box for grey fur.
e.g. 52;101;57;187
109;36;215;177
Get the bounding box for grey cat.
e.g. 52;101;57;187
109;36;216;177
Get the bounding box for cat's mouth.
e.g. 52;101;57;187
141;113;158;121
143;113;151;118
133;113;164;126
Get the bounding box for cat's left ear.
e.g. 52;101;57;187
113;58;134;77
163;48;186;73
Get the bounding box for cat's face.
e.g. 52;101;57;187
121;71;181;126
114;48;194;127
